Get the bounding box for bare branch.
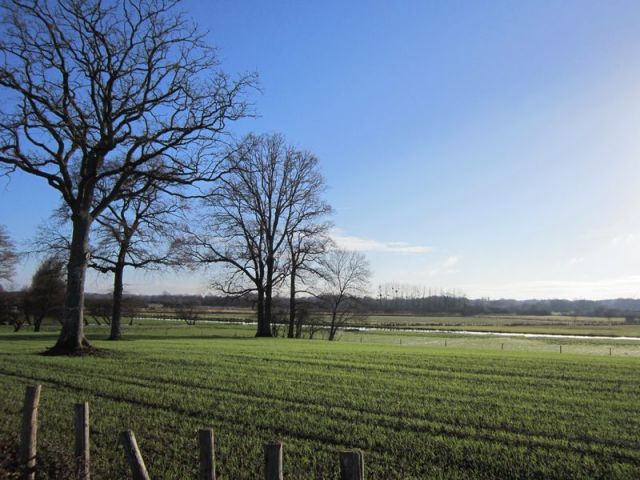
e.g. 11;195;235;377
0;0;255;351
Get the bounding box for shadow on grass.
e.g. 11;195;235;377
0;332;257;344
102;334;255;341
0;332;59;342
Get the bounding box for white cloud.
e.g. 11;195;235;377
611;232;640;247
428;255;460;276
331;230;433;254
443;255;459;268
568;256;585;265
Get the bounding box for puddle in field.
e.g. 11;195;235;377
137;317;640;341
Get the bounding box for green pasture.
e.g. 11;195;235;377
1;323;639;479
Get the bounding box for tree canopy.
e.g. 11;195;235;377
184;133;332;337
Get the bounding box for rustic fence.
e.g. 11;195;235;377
15;385;365;480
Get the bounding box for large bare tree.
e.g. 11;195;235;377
285;221;332;338
0;0;254;353
90;185;181;340
184;133;330;337
30;182;180;339
317;249;371;341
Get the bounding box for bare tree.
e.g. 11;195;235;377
317;249;371;341
0;0;254;353
285;224;332;338
184;133;329;337
90;186;181;340
0;224;18;285
122;296;143;326
174;302;200;325
291;301;324;339
85;296;112;326
32;184;180;339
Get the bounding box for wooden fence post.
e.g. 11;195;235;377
74;402;90;480
264;441;283;480
340;450;364;480
20;384;42;480
119;431;151;480
198;429;216;480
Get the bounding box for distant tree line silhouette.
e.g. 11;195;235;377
50;292;640;319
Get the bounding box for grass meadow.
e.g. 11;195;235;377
1;321;639;479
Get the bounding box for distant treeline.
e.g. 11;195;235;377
369;296;640;317
102;292;640;318
6;289;640;331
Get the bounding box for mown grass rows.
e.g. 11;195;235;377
3;342;637;434
0;328;639;478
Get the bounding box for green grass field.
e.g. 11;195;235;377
1;323;639;479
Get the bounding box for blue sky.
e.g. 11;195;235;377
2;0;640;299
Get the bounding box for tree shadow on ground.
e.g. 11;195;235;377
0;331;257;343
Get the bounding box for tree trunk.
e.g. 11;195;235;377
263;258;274;337
14;310;30;332
328;309;338;341
257;257;274;338
34;315;44;332
295;315;303;338
13;315;25;332
255;287;271;337
52;212;92;353
287;269;296;338
262;292;273;336
109;259;125;340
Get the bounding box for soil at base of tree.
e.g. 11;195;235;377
40;344;105;357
